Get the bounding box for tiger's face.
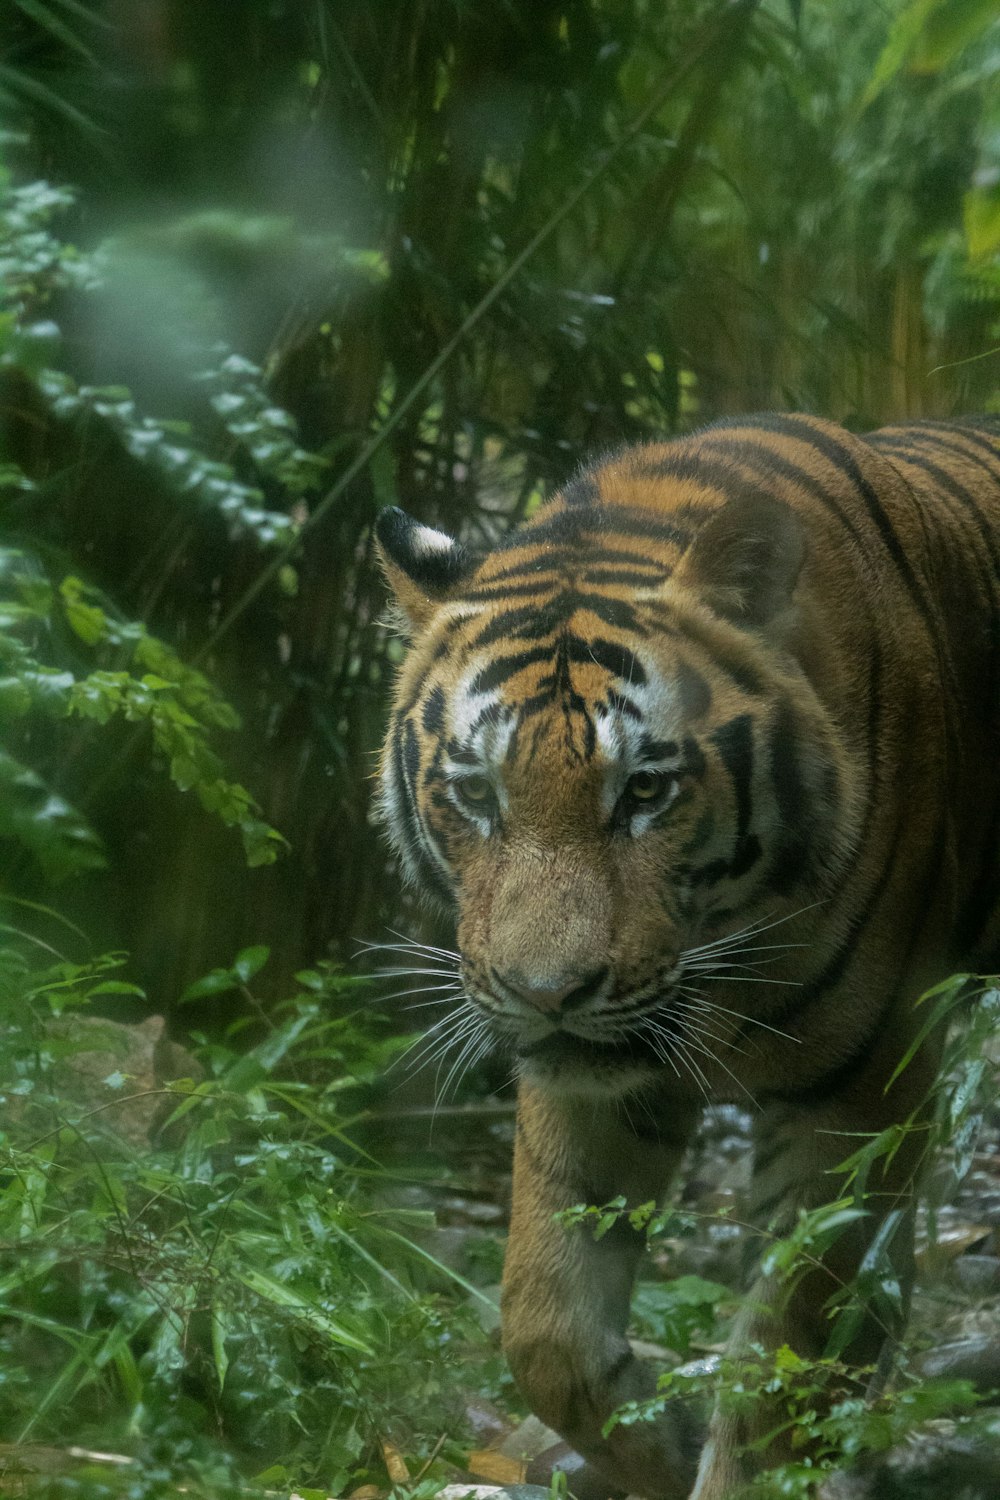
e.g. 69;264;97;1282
376;481;855;1097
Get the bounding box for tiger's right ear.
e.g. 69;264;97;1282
374;507;475;634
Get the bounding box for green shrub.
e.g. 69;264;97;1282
0;942;497;1496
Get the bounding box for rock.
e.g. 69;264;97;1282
3;1014;202;1149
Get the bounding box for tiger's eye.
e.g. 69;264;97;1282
456;774;494;807
625;770;672;803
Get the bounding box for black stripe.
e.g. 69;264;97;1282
633;449;744;494
574;594;646;634
690;856;731;888
740;813;907;1042
601;1349;636;1387
516;690;559;723
507;506;692;552
695;426;870;556
768;700;814;894
953;800;1000;960
607;690;642;720
398;658;435;721
461;579;560;603
446;741;480;765
710;714;760;879
745;414;941;635
908;418;1000;451
566;635;646;684
466;701;510;740
752;1134;787;1178
773;796;952;1051
499;507;592;551
750;1185;791;1225
765;1039;869;1106
392;725;453;906
403;716;421;789
471;556;564;584
422;685;446;735
863;632;883;828
471;605;558;648
682;734;706;779
872;438;1000;736
641;600;766;696
871;438;1000;576
640;736;679;761
471;645;552;693
880;425;1000;486
470;590;644;648
580;567;669;588
487;544;671;580
562;474;600;506
689;807;715;853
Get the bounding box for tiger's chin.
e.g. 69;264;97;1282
511;1027;671;1098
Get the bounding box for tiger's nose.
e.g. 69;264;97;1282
493;965;611;1014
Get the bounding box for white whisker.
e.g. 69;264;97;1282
374;982;463;1004
387;928;461;961
681;995;801;1045
695;973;803;987
391;1005;475;1076
373;972;467;984
681;901;822;961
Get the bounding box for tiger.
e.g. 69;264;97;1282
374;412;1000;1499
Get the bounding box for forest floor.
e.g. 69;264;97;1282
375;1074;1000;1500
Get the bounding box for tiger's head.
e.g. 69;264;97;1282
375;463;860;1097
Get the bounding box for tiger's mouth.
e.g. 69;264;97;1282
514;1027;668;1070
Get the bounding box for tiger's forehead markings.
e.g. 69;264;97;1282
446;628;689;778
593;659;683;763
451;664;505;747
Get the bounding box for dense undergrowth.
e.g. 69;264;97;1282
2;945;999;1498
0;939;505;1497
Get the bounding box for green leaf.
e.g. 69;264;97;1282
180;968;240;1003
964;185;1000;259
211;1296;230;1390
911;0;1000;69
11;0;100;64
863;0;999;104
60;575;107;645
233;945;270;983
0;748;106;881
234;1266;373;1354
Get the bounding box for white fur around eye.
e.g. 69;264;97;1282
629;776;681;835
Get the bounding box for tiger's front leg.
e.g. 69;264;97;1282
690;1056;935;1500
501;1084;701;1499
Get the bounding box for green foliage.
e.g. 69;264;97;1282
0;942;493;1495
612;1341;986;1498
0;543;286;872
591;981;1000;1490
631;1275;734;1359
1;182;309;549
0;177;299;877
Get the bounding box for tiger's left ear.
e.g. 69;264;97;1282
374;507;476;634
676;494;805;629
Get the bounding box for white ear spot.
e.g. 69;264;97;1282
409;523;457;559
